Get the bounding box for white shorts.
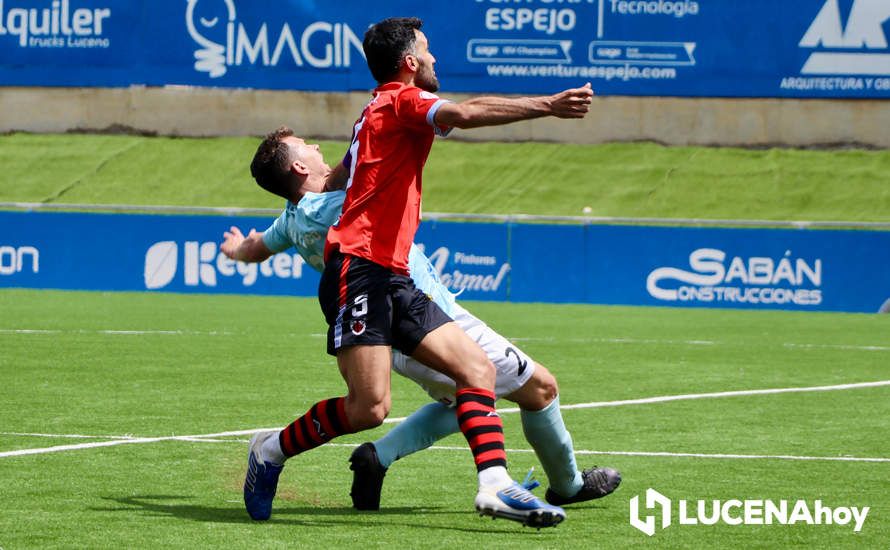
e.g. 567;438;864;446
391;303;535;406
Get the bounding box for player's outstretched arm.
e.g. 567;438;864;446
435;83;593;130
220;226;274;263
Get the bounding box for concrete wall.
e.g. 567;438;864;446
2;86;888;147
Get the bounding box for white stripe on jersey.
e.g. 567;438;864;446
344;115;365;194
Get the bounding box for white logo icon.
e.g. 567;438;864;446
312;419;326;439
800;0;890;75
185;0;236;78
144;241;178;289
629;488;672;536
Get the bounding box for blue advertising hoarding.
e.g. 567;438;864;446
1;210;888;313
1;0;889;98
0;211;321;295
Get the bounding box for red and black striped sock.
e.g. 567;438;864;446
278;397;354;458
456;388;507;472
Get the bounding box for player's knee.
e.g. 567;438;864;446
536;368;559;405
345;396;391;430
518;365;558;410
364;401;390;428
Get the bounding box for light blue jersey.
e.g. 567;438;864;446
262;191;456;316
262;192;344;274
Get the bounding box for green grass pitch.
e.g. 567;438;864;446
2;133;889;222
1;289;888;548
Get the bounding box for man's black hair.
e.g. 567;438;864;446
250;126;295;200
363;17;423;83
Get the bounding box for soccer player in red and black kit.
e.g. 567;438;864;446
243;17;593;528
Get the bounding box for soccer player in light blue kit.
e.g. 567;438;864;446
221;128;620;512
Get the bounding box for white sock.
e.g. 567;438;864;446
478;465;512;489
261;431;286;465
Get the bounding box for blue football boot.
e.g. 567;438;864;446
243;431;284;521
475;481;566;528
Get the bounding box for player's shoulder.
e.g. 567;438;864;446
375;82;440;103
400;84;442;103
297;191;345;222
298;191;346;210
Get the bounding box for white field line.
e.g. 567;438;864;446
3;435;888;464
4;436;886;464
567;449;890;463
511;336;716;346
0;428;280;458
783;342;890;352
0;329;233;336
0;433;236;444
0;432;137;440
511;336;890;352
336;445;890;464
491;379;890;415
3;380;889;460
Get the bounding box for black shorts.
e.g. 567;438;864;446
318;251;451;356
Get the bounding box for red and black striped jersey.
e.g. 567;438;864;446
325;82;451;275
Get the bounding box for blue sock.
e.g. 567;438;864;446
520;394;583;497
374;401;459;468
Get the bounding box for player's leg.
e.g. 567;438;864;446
244;251;391;521
359;305;519;481
352;306;526;512
348;304;534;513
337;345;392;430
349;401;458;510
452;303;620;506
244;391;357;521
350;344;462;508
410;321;495;389
505;364;581;496
370;401;457;467
392;286;506;487
245;347;390;520
506;364;622;505
448;308;587;502
353;303;617;512
409;320;565;527
350;346;463;510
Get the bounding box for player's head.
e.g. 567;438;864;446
250;126;329;201
363;17;439;92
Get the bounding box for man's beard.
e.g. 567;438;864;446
416;65;440;93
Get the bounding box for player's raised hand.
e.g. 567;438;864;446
221;225;246;259
549;83;594;119
221;227;271;263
